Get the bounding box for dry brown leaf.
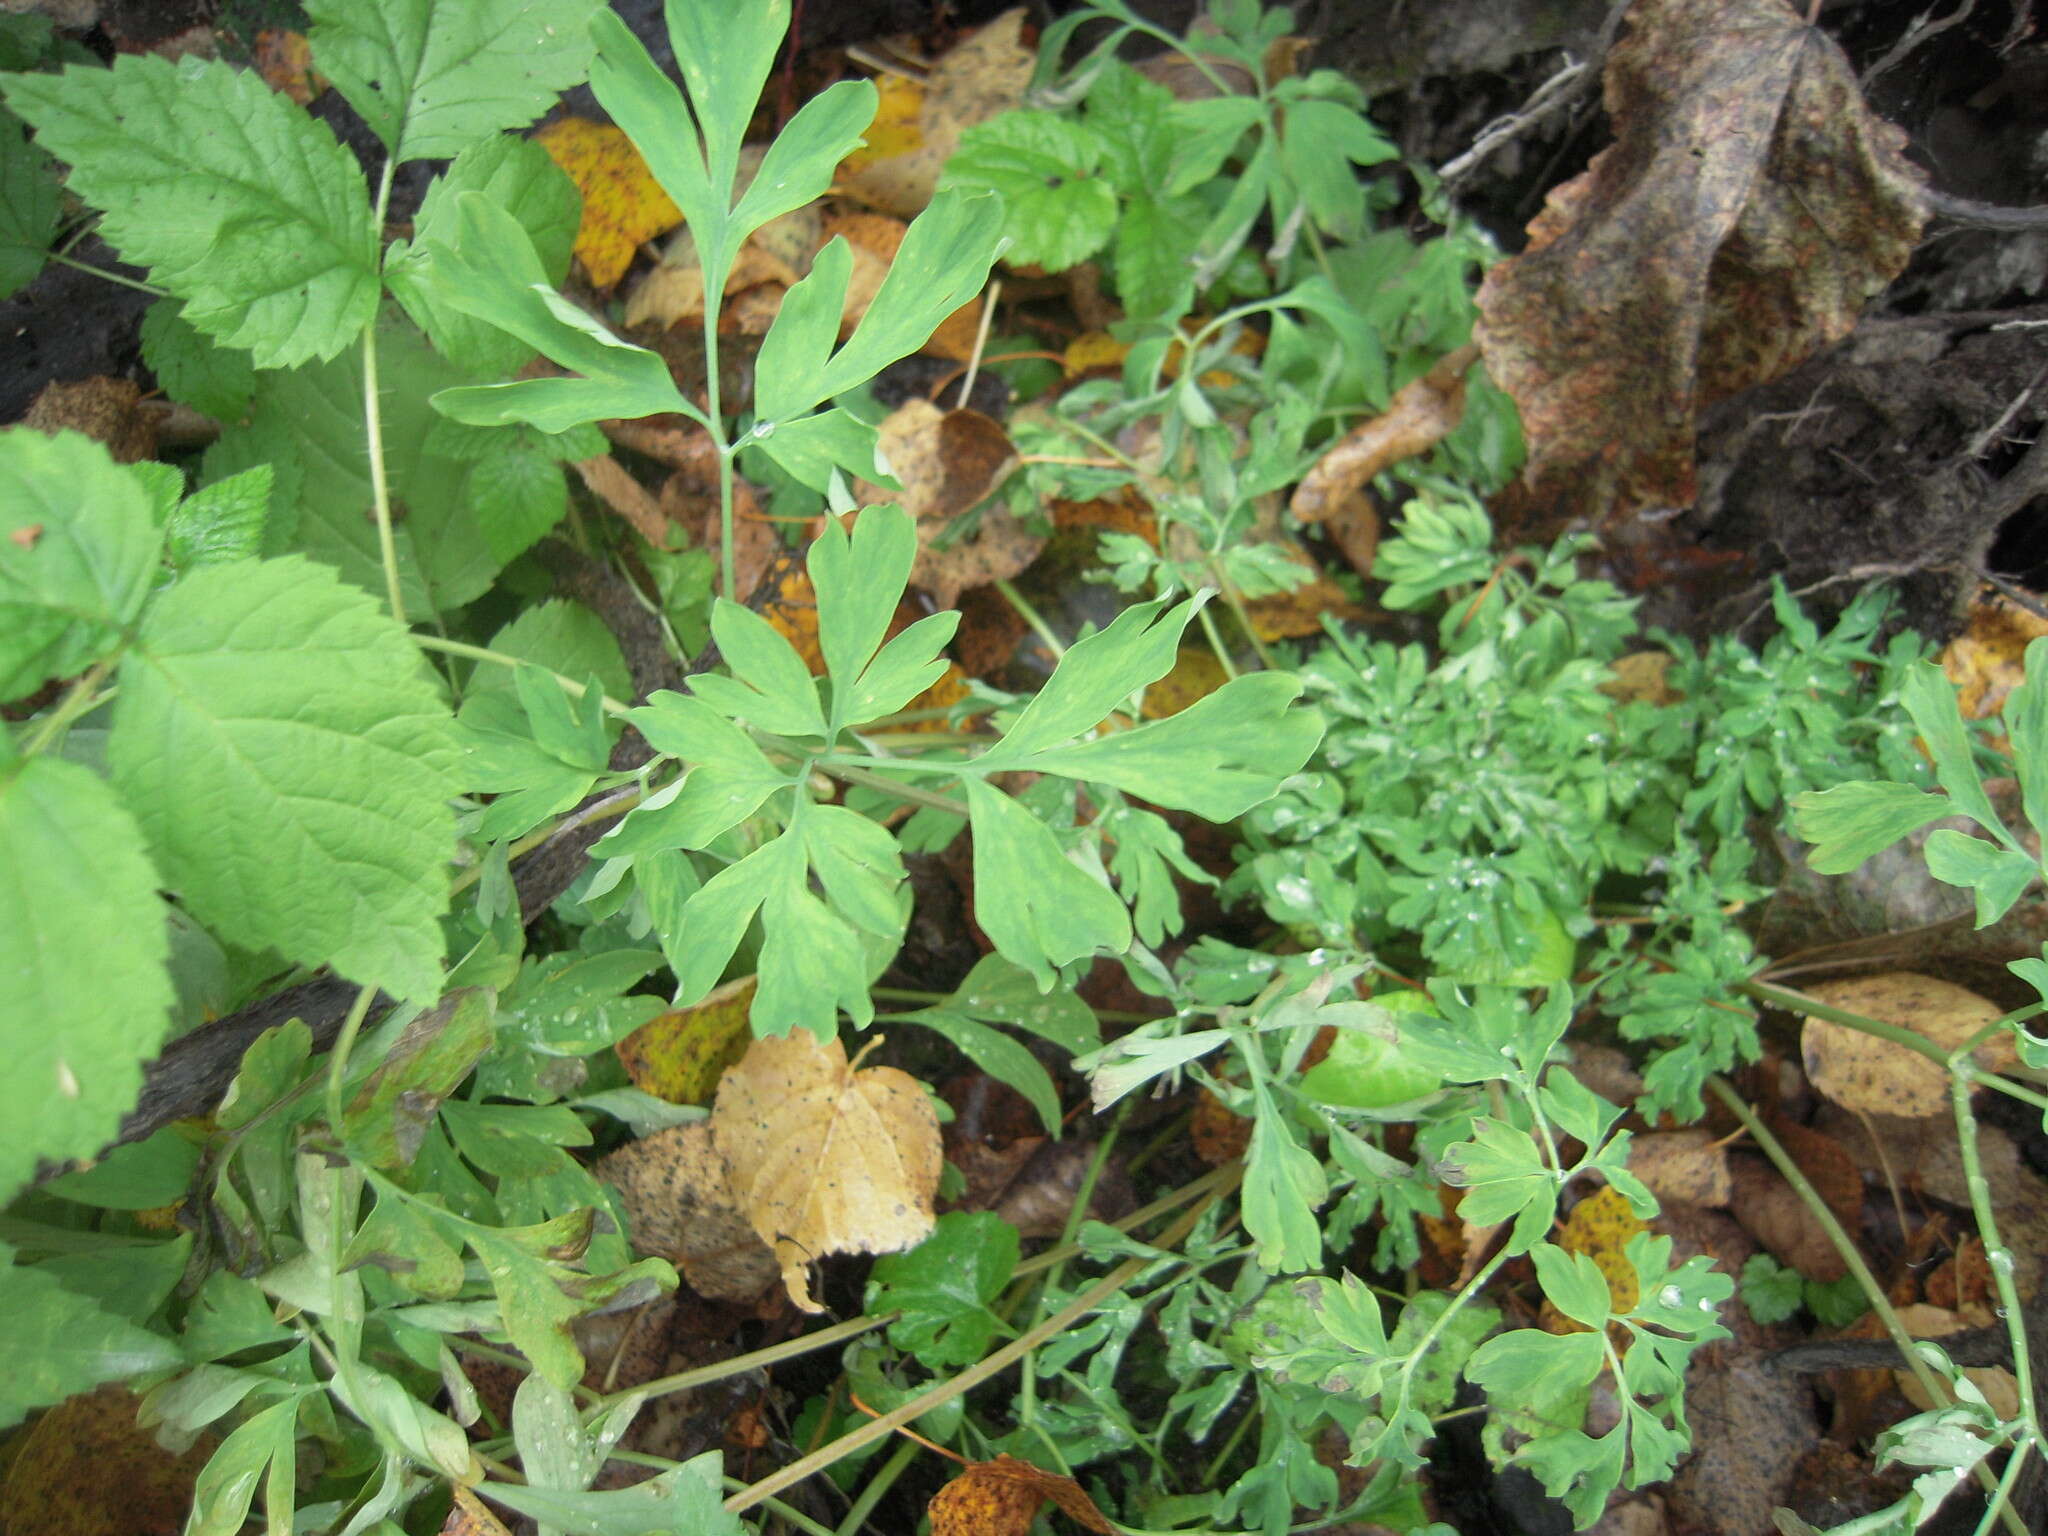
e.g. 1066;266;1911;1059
1891;1302;2020;1419
573;453;672;549
1474;0;1927;523
857;399;1034;606
1943;591;2048;750
0;1386;214;1536
1800;971;2016;1118
1727;1152;1847;1282
1290;344;1477;523
1625;1129;1732;1208
1601;650;1681;706
593;1123;780;1303
712;1031;942;1311
928;1454;1115;1536
22;377;155;462
252;28;323;105
838;10;1033;217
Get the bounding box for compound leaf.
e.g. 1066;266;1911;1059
965;778;1130;989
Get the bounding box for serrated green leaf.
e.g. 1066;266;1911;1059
965;777;1131;989
387;134;581;378
464;438;571;563
427;193;698;432
138;299;260;421
1114;193;1202;320
1923;829;2039;927
112;556;459;1000
1277;99;1395;242
1007;672;1322;820
943;111;1118;271
0;1244;186;1429
865;1212;1019;1369
165;464;271;572
1790;778;1954;875
0;429;162;701
306;0;602;164
3;53;376;367
0;109;59;298
207;315;501;613
0;757;173;1199
464;599;631;710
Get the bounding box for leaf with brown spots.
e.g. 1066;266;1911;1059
592;1121;779;1304
1800;971;2015;1118
1474;0;1927;523
711;1031;942;1312
1547;1184;1649;1331
929;1455;1115;1536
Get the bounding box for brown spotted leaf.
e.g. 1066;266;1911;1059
858;399;1033;607
592;1121;779;1304
929;1455;1115;1536
711;1032;942;1312
1475;0;1927;522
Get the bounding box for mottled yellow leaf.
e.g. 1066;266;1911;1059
534;117;682;289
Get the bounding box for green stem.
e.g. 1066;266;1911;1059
20;657;115;756
834;1438;919;1536
820;763;971;819
1201;1394;1258;1486
1197;603;1241;681
323;984;379;1137
364;155;405;625
1952;1067;2041;1456
1015;1105;1126;1422
1740;980;1951;1066
993;577;1066;663
596;1313;887;1409
409;635;636;719
41;248;166;296
718;1479;839;1536
725;1166;1242;1514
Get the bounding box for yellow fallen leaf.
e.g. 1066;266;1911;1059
1801;972;2016;1119
534;117;682;289
712;1031;941;1312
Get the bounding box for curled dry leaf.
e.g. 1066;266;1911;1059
838;9;1034;218
592;1123;780;1304
928;1454;1115;1536
1288;343;1476;523
712;1031;942;1312
1474;0;1927;522
573;453;672;550
1800;971;2016;1118
1943;592;2048;751
858;399;1034;607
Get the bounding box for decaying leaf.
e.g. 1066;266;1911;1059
1289;343;1476;523
440;1485;516;1536
1624;1128;1732;1208
592;1122;780;1304
534;117;683;289
573;453;672;549
0;1385;214;1536
858;399;1035;607
616;975;758;1106
1800;971;2017;1118
928;1454;1115;1536
1943;592;2048;750
1474;0;1928;522
712;1031;942;1311
838;10;1034;217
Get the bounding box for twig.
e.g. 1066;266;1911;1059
1862;0;1978;88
